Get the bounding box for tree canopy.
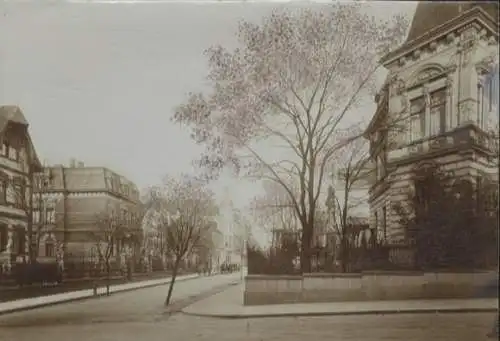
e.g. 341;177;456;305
174;4;409;271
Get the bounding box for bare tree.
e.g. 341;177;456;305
144;174;218;306
251;180;300;247
92;209;143;295
173;5;409;271
328;130;373;272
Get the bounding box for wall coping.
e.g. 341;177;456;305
361;270;424;276
304;272;362;278
246;271;496;281
422;270;498;274
245;274;302;280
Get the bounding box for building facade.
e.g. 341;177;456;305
0;106;42;273
33;161;143;269
365;3;498;263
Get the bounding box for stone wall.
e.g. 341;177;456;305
244;271;497;305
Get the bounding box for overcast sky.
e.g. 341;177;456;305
0;1;416;221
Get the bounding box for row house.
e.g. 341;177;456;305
0;106;42;273
364;3;498;264
33;162;143;269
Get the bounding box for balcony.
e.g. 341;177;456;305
387;125;497;164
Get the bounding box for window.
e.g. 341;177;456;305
430;88;446;135
8;146;18;160
0;225;7;252
1;142;8;157
0;179;6;204
46;208;55;223
14;184;23;207
479;67;498;129
17;230;25;255
33;209;40;224
478;83;485;128
410;96;425;142
45;242;55;257
382;206;387;241
6;183;16;205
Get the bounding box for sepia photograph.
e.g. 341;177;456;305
0;1;498;340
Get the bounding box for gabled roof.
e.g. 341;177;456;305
381;4;498;66
405;2;498;44
0;105;29;132
0;105;42;171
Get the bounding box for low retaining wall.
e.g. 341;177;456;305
244;271;498;305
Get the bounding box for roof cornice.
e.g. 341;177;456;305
381;7;498;67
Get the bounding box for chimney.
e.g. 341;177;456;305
69;158;76;168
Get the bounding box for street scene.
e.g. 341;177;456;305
0;1;498;340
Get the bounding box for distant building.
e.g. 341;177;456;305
33;162;143;268
0;106;42;272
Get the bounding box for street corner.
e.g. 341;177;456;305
181;283;248;318
182;287;500;320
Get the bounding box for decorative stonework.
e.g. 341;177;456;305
418;68;440;83
459;26;480;67
446;32;457;44
413;49;421;60
458;100;475;125
475;55;496;75
445;76;454;95
389;75;406;96
408;66;445;89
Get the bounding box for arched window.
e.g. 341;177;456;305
429;87;446;135
478;62;499;129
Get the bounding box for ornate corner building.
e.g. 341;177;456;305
0;106;43;272
365;3;499;264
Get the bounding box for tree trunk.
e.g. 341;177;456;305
340;238;349;273
300;224;312;273
164;256;181;306
105;261;110;296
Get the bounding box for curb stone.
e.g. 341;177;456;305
182;306;498;319
0;274;199;316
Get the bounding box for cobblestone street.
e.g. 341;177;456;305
0;273;496;341
0;310;495;341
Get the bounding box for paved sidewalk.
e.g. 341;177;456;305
0;273;198;315
182;284;498;318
